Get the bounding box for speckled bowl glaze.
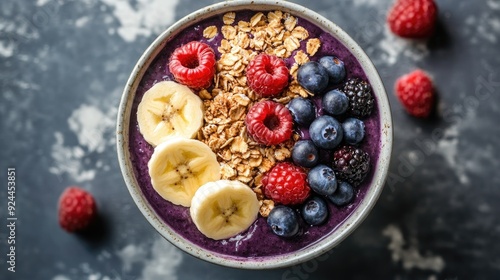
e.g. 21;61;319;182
117;0;393;269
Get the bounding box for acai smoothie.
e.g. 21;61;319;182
127;9;381;259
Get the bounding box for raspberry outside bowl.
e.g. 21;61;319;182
116;0;393;269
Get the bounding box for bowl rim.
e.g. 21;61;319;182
116;0;393;270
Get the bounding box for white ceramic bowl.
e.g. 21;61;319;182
117;0;392;269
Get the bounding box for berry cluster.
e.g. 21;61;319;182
244;54;295;145
291;59;372;187
386;0;437;118
256;55;374;238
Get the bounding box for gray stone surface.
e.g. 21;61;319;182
1;0;499;279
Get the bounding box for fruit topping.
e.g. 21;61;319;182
58;187;97;232
245;100;293;146
395;69;435;118
267;205;300;237
190;180;260;240
328;181;355;207
301;196;329;226
343;78;374;118
297;61;329;94
168;41;216;89
292;140;319;168
307;164;337;196
322;89;349;116
246;53;289;97
309;115;343;150
319;56;346;84
262;162;310;205
342;117;365;145
137;81;204;146
148;137;221;207
387;0;438;39
287;97;316;127
332;145;370;187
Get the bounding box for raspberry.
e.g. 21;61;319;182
343;78;374;118
58;186;97;232
332;145;370;187
262;162;311;205
246;53;289;97
168;41;216;89
395;69;435;118
387;0;438;39
245;100;293;146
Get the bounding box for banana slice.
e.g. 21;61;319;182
137;81;204;146
190;180;260;240
148;137;221;207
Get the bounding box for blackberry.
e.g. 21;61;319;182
332;145;370;187
343;78;374;118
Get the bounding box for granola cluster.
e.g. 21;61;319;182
196;10;322;216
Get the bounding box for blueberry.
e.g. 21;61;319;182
328;181;355;206
308;164;337;196
267;205;299;237
342;118;365;145
292;140;319;168
297;61;329;95
322;89;349;115
301;196;329;226
287;97;316;126
319;56;346;84
309;115;343;149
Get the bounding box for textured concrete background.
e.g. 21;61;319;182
1;0;499;279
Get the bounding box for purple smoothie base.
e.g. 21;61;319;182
128;10;381;259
